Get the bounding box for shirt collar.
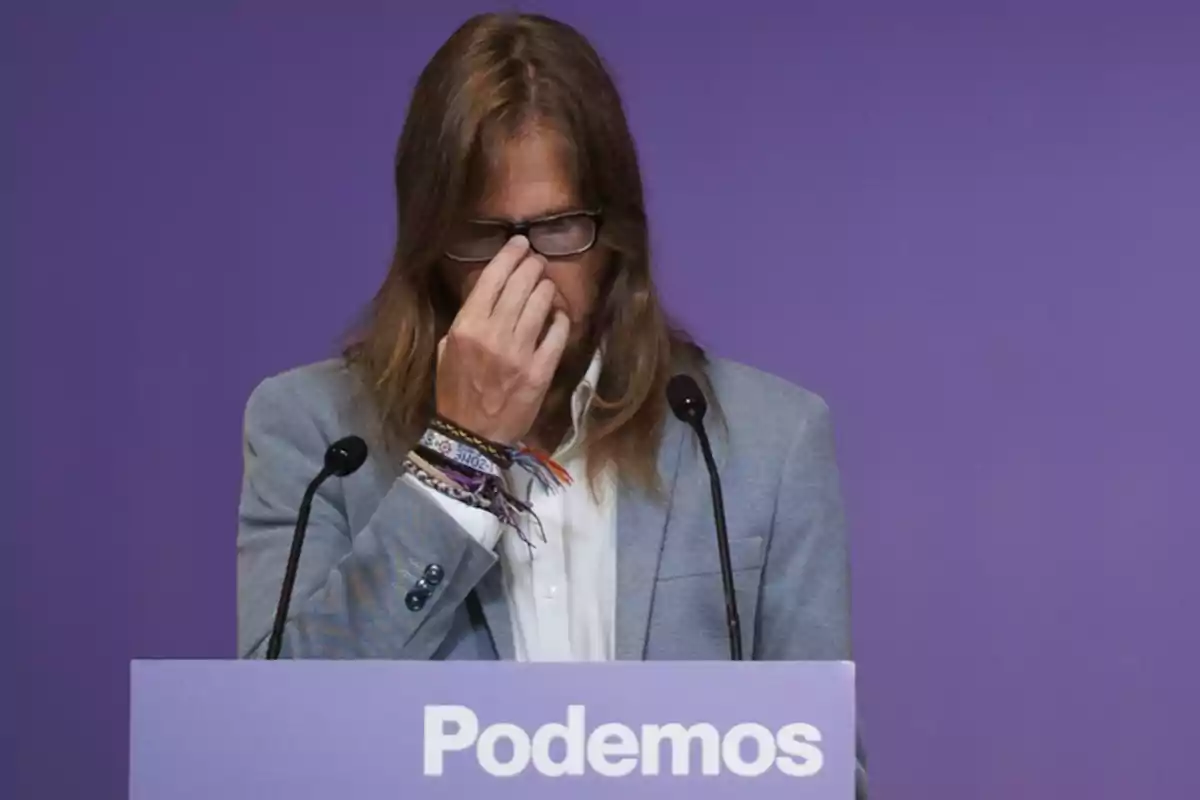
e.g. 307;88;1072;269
560;349;604;455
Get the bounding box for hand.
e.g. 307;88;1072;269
435;236;571;444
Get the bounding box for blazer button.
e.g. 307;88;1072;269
423;564;444;586
404;590;426;612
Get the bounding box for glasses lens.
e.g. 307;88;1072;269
528;214;596;257
446;222;509;261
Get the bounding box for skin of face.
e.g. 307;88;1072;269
445;129;606;348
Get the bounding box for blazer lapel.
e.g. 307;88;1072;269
615;418;687;660
476;416;688;662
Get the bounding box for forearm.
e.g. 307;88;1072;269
239;479;498;659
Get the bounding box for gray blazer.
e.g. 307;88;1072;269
237;355;865;790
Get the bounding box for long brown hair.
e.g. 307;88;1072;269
345;12;703;494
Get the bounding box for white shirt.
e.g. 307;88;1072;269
402;352;617;661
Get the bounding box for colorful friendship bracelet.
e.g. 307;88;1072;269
428;415;574;493
418;428;502;477
404;450;539;537
405;415;568;546
405;457;492;512
428;416;513;467
407;449;486;493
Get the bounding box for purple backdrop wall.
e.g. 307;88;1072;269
6;2;1199;798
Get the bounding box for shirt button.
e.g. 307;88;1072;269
543;585;558;599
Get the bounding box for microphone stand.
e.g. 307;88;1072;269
688;419;743;660
266;467;332;659
265;434;368;660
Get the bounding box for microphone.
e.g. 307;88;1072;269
265;435;369;659
666;374;743;660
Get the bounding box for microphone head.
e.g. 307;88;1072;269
666;374;708;424
324;435;368;477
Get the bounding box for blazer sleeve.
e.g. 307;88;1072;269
756;396;868;797
236;375;498;659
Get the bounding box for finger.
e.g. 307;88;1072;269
529;311;571;385
458;236;530;318
437;336;447;364
490;254;546;328
513;279;556;350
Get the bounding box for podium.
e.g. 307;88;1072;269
130;660;856;799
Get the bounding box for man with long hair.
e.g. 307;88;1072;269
238;13;862;789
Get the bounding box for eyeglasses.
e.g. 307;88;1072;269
444;210;602;262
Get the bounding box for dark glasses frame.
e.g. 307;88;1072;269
444;209;604;262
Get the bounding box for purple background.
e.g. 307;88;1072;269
6;1;1199;798
130;661;855;798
